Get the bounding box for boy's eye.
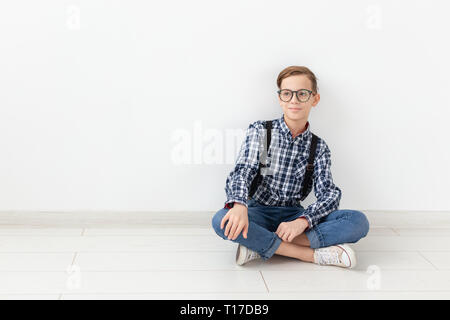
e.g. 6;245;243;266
299;91;307;96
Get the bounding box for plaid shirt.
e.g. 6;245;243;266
224;113;342;228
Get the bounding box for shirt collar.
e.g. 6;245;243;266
278;113;311;143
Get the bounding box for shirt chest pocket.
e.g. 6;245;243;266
293;159;308;183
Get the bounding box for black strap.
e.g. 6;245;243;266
248;120;272;199
248;123;318;202
300;133;318;201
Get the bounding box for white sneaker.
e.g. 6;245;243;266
236;244;261;266
313;244;356;268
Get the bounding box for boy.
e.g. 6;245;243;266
211;66;369;268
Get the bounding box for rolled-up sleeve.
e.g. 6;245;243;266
300;143;342;228
224;122;262;208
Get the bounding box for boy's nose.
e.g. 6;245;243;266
290;93;300;103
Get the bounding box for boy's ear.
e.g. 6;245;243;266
312;93;320;106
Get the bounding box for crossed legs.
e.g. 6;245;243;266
212;205;369;263
274;233;315;263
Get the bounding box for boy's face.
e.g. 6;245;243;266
278;74;320;123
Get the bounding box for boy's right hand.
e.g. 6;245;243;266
220;203;249;240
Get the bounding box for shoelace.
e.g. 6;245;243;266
247;249;260;260
317;248;341;265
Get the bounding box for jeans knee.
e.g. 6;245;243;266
350;210;370;238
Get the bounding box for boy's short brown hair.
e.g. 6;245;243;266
277;66;318;94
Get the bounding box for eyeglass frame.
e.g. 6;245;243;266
277;88;314;102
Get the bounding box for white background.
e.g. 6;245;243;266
0;0;449;212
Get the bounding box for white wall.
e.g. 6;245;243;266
0;0;449;212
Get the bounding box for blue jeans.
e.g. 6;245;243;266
211;198;370;261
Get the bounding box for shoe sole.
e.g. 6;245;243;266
336;244;357;268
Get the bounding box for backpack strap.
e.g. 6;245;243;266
248;120;272;199
300;133;318;201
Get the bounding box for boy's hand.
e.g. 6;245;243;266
220;203;249;240
276;218;308;242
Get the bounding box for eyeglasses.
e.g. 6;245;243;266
277;89;313;102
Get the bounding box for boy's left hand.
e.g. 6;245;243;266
275;218;309;242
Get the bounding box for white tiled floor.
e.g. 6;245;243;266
1;211;450;299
